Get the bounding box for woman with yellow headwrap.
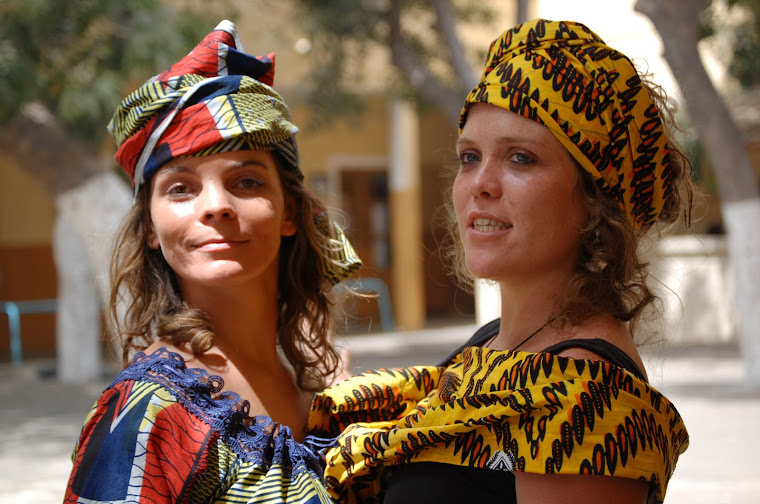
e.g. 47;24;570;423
307;19;691;504
64;20;360;504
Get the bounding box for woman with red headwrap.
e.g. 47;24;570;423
64;20;360;504
308;19;692;504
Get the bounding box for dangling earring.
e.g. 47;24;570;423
587;228;607;272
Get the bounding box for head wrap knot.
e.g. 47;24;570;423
108;19;300;195
460;19;675;232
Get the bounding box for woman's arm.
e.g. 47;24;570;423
515;472;649;504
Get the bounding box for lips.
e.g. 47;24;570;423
195;239;247;249
472;217;510;232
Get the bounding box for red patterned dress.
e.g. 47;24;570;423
64;348;333;504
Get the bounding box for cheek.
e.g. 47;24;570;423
149;202;193;246
544;189;587;245
562;183;589;229
452;176;468;225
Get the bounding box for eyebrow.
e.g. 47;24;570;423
156;164;192;176
159;159;270;174
234;160;270;170
456;135;543;147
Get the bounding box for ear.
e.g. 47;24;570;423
146;222;161;249
280;196;298;237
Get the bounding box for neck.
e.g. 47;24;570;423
181;280;281;369
496;272;569;349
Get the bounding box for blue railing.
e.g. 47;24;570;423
0;299;58;365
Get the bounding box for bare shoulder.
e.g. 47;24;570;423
551;315;648;379
143;339;193;361
141;339;226;377
515;472;649;504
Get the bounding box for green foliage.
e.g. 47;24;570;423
729;21;760;87
291;0;494;128
697;9;716;39
0;0;211;142
702;0;760;88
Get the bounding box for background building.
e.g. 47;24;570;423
0;0;753;364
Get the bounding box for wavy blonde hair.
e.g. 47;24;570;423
109;152;341;392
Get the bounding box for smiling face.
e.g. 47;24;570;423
147;150;296;302
453;103;588;284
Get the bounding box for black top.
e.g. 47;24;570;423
437;318;646;380
383;319;647;504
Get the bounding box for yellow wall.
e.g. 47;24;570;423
0;157;55;246
293;98;390;175
0;157;57;359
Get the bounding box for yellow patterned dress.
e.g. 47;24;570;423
308;344;689;503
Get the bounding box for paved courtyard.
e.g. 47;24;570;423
1;324;757;503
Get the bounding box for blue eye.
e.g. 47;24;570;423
459;152;479;165
511;152;534;164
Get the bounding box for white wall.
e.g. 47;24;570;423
475;235;738;345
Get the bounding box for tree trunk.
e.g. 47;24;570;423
636;0;760;382
388;0;471;129
54;215;102;382
0;104;131;371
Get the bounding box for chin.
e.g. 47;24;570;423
464;251;510;277
181;267;249;287
465;263;506;282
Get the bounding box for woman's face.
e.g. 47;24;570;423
147;150;296;300
453;103;588;284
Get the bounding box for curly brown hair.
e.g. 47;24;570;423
444;74;696;337
108;152;342;392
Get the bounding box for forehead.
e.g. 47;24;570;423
461;103;552;137
157;149;278;173
458;103;567;155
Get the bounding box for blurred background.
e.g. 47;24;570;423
1;0;758;502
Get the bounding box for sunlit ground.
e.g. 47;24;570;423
1;325;756;504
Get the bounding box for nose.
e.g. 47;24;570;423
470;159;502;199
199;182;236;221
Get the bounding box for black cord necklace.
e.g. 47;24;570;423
512;316;558;351
484;316;558;351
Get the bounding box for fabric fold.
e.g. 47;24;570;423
309;347;689;504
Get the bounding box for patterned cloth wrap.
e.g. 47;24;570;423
65;349;335;504
308;347;689;503
460;19;676;233
107;19;360;285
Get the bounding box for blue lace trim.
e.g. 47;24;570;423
110;347;334;477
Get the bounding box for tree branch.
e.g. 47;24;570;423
635;0;758;203
431;0;477;90
388;2;465;128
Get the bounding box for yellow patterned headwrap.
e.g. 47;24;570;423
460;19;676;232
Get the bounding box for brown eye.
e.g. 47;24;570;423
167;183;190;195
237;177;263;190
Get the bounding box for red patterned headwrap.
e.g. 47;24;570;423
108;20;300;196
107;20;361;285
